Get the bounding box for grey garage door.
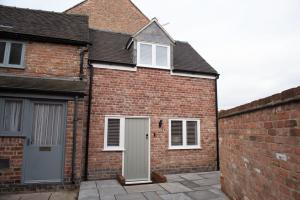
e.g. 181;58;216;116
24;101;66;183
124;118;149;183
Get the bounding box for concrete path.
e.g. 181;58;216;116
0;190;78;200
78;171;229;200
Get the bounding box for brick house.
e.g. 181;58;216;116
0;0;219;189
0;5;89;191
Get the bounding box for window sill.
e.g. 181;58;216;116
137;65;170;70
0;135;26;138
168;146;202;150
102;148;125;152
0;64;25;69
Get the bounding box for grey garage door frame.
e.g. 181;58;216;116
122;116;151;184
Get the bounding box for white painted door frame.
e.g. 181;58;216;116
122;116;151;184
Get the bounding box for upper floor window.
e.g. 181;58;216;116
137;42;170;69
0;40;26;68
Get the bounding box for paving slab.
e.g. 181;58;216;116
186;190;220;200
160;183;192;194
211;184;221;190
125;184;164;193
78;189;99;199
143;191;162;200
0;194;22;200
156;190;169;195
116;193;147;200
179;173;203;181
180;181;200;188
193;178;220;187
198;173;220;180
209;189;230;200
99;185;126;199
96;179;120;187
49;191;78;200
197;171;220;176
160;193;193;200
165;174;185;182
19;192;51;200
80;181;97;190
192;186;213;191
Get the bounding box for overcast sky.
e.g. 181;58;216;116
1;0;299;109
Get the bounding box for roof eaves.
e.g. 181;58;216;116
172;69;219;77
0;31;90;46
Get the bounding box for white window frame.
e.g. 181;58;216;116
0;40;26;69
104;116;125;151
168;118;201;150
137;41;170;69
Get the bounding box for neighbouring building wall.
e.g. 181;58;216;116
0;39;89;191
65;0;149;34
87;67;217;179
0;41;84;79
219;86;300;200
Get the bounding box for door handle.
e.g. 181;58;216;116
146;133;149;139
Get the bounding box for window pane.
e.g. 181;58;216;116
139;43;152;65
31;103;63;146
0;42;6;64
187;121;198;145
156;46;168;67
2;100;22;132
171;121;183;146
9;43;23;65
107;119;120;146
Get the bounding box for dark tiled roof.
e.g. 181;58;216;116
0;75;86;96
89;29;218;75
89;29;134;65
0;5;89;45
173;41;218;75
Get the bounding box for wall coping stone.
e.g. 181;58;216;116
219;86;300;119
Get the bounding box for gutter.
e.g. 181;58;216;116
71;96;79;184
215;75;220;171
84;61;94;180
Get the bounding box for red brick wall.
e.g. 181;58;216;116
0;137;24;186
87;67;217;179
66;0;149;34
0;41;84;79
219;86;300;200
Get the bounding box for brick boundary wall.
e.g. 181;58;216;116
219;86;300;200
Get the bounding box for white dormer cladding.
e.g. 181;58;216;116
129;18;175;70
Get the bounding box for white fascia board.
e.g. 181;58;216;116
171;71;217;79
92;63;137;72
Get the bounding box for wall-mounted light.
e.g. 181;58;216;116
159;120;163;128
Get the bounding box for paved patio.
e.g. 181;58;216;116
0;190;78;200
79;171;229;200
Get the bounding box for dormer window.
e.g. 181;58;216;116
137;42;170;69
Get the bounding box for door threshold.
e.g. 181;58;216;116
125;180;152;185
